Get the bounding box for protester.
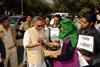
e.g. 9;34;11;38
96;12;100;24
44;15;62;67
53;17;79;67
44;16;51;42
52;15;61;28
79;12;100;67
50;15;62;41
23;16;47;67
44;16;51;27
0;15;18;67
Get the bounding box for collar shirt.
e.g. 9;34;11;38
20;21;31;31
1;27;15;49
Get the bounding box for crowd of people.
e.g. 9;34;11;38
0;11;100;67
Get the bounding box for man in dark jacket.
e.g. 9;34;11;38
79;12;100;67
0;38;6;67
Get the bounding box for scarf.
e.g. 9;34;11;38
59;17;78;48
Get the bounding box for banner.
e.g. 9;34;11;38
77;51;89;67
50;27;59;41
77;35;94;52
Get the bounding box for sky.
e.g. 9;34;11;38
46;0;53;3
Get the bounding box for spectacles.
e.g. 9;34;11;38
37;25;43;27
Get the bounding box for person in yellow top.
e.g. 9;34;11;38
0;15;18;67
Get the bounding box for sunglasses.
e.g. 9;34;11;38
37;25;43;27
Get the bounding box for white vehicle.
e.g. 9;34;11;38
54;13;69;17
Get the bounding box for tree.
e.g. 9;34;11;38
24;0;51;16
52;0;100;14
0;0;51;16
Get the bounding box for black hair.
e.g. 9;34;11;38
26;14;33;18
54;14;62;21
80;12;96;27
80;12;96;24
0;15;8;23
67;13;75;20
45;15;51;20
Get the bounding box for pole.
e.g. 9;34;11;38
21;0;23;15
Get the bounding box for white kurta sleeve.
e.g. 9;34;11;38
23;30;30;48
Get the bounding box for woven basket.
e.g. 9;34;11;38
43;42;62;58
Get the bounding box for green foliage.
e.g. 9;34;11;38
23;0;52;15
52;0;100;14
0;0;51;16
0;0;100;15
79;7;90;16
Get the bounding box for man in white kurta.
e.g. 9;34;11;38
23;17;47;67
